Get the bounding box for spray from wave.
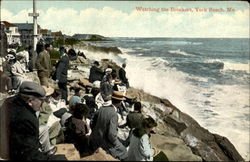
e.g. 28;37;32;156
80;47;249;160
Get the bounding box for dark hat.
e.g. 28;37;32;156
53;108;68;118
19;81;46;99
93;61;100;66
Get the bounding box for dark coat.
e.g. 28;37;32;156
56;55;69;83
0;96;64;160
64;117;89;144
89;66;104;83
118;68;127;83
126;112;144;129
89;105;128;160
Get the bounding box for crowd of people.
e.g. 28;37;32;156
0;41;159;161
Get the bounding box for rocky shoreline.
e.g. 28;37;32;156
0;42;245;161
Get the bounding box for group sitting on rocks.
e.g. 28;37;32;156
0;43;159;161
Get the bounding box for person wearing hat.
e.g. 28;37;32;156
1;52;16;94
0;81;67;160
88;61;104;83
127;116;158;161
89;91;128;161
35;43;53;87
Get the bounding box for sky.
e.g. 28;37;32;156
1;0;249;38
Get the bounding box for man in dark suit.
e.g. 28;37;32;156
55;47;76;104
89;91;128;160
118;63;129;88
0;81;66;160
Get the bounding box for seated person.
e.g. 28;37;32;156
68;88;85;109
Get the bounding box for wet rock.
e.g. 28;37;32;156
213;134;245;161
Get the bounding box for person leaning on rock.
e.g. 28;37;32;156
0;81;67;160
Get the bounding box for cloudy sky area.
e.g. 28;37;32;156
1;1;249;38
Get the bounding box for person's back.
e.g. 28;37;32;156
64;103;89;153
118;63;129;88
90;105;117;149
127;112;144;129
89;61;104;83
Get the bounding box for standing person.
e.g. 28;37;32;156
88;61;104;83
36;43;52;87
55;47;76;104
89;91;128;160
0;81;66;160
127;116;158;161
36;38;45;55
27;45;34;72
119;63;129;88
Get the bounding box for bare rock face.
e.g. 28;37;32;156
80;148;118;161
151;134;202;161
55;144;80;160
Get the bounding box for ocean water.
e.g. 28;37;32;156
80;38;250;160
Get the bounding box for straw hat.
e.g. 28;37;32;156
79;77;93;87
114;79;122;85
111;91;126;100
42;86;55;97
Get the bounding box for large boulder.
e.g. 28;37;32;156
80;148;118;161
55;144;80;160
151;134;202;161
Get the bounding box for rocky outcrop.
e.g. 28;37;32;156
55;144;117;161
151;134;202;161
0;44;245;161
